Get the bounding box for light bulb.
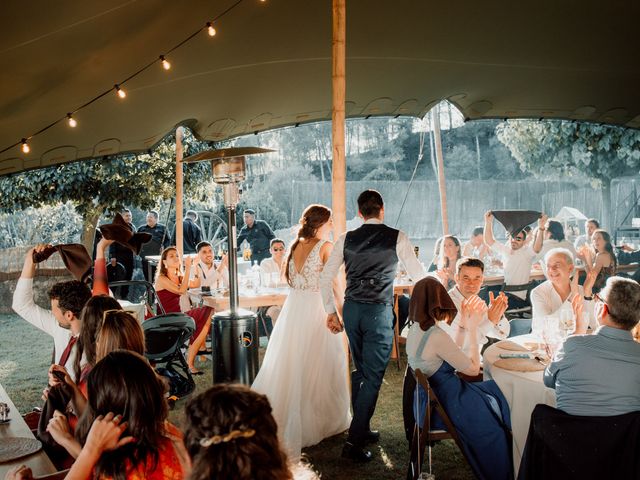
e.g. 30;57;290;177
21;139;30;154
115;84;126;99
67;114;77;128
160;55;171;70
207;22;216;36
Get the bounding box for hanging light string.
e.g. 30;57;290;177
2;0;251;156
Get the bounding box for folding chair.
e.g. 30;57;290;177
143;313;196;402
406;368;467;480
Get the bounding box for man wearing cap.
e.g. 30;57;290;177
237;209;275;265
484;210;546;309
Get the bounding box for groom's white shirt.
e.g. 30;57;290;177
319;218;426;314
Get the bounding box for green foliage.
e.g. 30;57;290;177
495;120;640;184
240;164;317;229
0;129;214;242
0;202;82;248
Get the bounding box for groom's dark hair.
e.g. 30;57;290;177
357;190;384;218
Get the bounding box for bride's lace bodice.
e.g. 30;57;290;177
288;240;325;291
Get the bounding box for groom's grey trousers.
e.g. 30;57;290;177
343;299;394;445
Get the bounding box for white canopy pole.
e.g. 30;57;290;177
432;105;449;235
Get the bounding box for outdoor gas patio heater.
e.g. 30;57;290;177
183;146;275;384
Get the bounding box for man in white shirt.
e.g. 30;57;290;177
484;210;546;309
462;226;489;260
574;218;599;250
12;245;92;382
319;189;425;462
531;248;596;334
259;238;287;324
259;238;286;281
445;257;510;354
191;241;228;289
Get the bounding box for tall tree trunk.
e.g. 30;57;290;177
601;178;612;231
81;208;101;256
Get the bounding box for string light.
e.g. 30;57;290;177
115;84;126;99
1;0;251;157
160;55;171;70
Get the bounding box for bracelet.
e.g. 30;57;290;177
583;295;593;301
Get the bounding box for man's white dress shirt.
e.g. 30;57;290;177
12;278;82;382
191;261;228;288
319;219;426;314
530;280;594;333
442;286;510;355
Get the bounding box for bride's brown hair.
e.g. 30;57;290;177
284;204;331;286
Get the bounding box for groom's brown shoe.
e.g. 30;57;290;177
342;442;373;463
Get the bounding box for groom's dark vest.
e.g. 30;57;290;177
344;223;399;305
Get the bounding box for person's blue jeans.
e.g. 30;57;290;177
343;300;394;446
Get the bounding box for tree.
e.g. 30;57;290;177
496;120;640;228
0;129;214;251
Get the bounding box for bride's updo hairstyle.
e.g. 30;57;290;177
284;204;331;286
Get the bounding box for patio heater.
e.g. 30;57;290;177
183;146;275;384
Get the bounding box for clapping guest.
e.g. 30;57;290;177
61;351;188;480
184;384;318;480
444;257;510;354
580;229;616;293
156;247;212;375
191;241;228;289
531;248;597;334
406;277;513;480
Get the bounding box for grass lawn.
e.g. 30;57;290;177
0;313;473;479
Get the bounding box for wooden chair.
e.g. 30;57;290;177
406;368;467;480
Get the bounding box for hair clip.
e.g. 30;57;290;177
199;428;256;447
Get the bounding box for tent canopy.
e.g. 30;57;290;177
555;206;588;222
1;0;639;176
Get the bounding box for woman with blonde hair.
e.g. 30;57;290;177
252;204;351;460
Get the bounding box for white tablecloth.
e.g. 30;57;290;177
483;334;556;474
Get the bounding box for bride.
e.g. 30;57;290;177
252;204;351;460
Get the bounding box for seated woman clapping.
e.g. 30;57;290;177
405;276;513;480
63;350;188;480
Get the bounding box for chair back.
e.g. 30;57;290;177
109;279;164;316
501;281;537;301
519;404;640;480
143;313;195;361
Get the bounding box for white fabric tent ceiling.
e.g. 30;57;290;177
1;0;639;176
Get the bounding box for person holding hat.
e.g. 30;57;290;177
483;210;546;310
237;208;276;265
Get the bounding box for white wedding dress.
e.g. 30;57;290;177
252;240;351;460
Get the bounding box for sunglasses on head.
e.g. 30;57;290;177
101;309;138;324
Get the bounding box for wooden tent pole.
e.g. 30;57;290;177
332;0;346;237
432;105;449;235
175;127;184;257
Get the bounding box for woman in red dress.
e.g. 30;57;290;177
155;246;212;374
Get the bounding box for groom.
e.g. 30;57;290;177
320;189;425;462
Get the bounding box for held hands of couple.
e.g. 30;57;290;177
326;313;344;334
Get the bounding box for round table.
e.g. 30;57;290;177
483;334;556;475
